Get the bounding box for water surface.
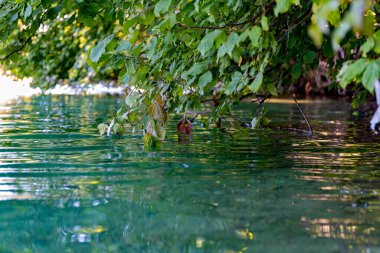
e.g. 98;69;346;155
0;95;379;253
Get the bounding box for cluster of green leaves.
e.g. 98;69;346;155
308;0;380;95
0;0;379;145
0;0;122;88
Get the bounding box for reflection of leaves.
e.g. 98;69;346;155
274;0;299;16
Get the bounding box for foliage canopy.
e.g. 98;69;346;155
0;0;379;143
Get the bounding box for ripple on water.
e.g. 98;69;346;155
0;95;379;252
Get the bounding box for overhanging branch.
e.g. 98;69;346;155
0;36;33;61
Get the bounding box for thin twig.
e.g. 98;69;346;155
0;36;33;61
177;15;260;30
293;94;313;136
276;11;311;43
0;11;45;61
177;2;274;30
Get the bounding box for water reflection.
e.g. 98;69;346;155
0;95;379;252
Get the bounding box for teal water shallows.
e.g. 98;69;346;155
0;95;380;253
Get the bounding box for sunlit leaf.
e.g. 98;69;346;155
154;0;171;17
198;70;212;93
248;72;263;93
197;30;222;57
90;35;114;63
337;59;366;89
362;60;380;94
360;37;375;57
261;16;269;31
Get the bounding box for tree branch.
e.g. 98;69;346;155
0;36;33;61
0;8;44;62
293;94;313;136
177;15;260;30
176;3;275;30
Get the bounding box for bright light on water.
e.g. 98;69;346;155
0;70;124;101
0;70;40;101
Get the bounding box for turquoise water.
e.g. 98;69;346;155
0;95;379;253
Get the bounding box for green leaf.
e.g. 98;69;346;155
125;93;138;107
374;30;380;54
141;12;155;25
90;35;114;63
248;26;262;47
251;117;259;129
155;123;166;140
261;16;269;31
46;5;61;20
217;33;239;59
197;30;222;57
337;59;366;89
24;5;32;19
327;10;340;26
41;0;53;8
362;60;380;93
150;97;167;125
121;73;131;85
198;70;212;93
117;40;131;52
168;13;176;29
226;71;242;95
303;50;316;64
239;26;261;47
274;0;298;16
248;72;263;92
360;37;375;58
291;62;302;80
186;62;208;77
308;24;323;47
154;0;171;17
267;83;278;96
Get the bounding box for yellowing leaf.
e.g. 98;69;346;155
308;24;323;47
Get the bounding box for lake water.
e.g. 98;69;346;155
0;95;379;253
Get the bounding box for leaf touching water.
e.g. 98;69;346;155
177;117;192;134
